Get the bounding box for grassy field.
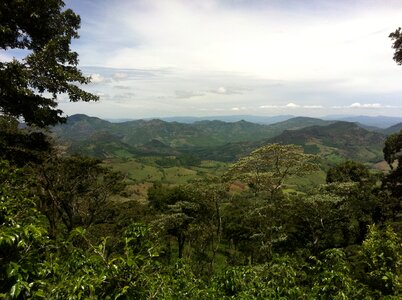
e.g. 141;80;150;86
105;156;329;205
104;151;384;204
104;157;231;201
105;157;230;183
284;170;327;194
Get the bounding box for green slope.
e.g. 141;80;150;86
53;114;336;158
53;115;385;166
268;121;386;163
382;122;402;135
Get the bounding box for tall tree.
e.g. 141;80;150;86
382;130;402;198
35;155;124;237
0;0;98;127
390;28;402;65
225;144;319;198
326;160;374;185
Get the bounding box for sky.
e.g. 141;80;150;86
7;0;402;119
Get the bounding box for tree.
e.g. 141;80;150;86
35;155;125;237
149;186;194;259
287;193;349;251
388;28;402;196
359;225;402;296
0;116;51;166
0;160;48;298
382;130;402;198
326;160;374;185
390;28;402;65
151;181;226;263
225;144;319;198
0;0;98;127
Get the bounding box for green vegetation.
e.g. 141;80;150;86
2;3;402;299
105;157;229;185
2;133;402;298
53;114;390;170
0;1;98;126
269;121;386;163
225;143;319;197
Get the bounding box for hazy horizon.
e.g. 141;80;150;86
70;112;402;122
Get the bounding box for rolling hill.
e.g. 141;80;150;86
191;122;387;164
53;114;336;158
323;115;402;128
382;122;402;135
268;121;386;163
52;114;389;168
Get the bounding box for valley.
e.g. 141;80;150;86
52;114;397;202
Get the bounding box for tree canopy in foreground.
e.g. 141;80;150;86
0;0;98;127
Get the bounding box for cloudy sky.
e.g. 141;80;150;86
60;1;402;117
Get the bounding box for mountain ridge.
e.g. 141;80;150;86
53;114;335;151
53;114;389;164
103;114;402;128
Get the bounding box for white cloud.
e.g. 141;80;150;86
385;105;402;108
90;73;106;84
331;103;402;109
231;106;247;111
63;1;402;118
350;102;382;108
286;103;300;108
82;0;401;88
208;86;244;95
217;86;227;94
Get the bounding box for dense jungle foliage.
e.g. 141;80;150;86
1;125;402;299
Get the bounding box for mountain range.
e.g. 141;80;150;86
53;114;400;164
105;114;402;128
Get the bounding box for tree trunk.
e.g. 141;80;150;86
178;233;185;259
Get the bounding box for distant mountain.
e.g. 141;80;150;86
323;115;402;129
105;114;402;128
193;122;387;163
268;116;334;131
104;115;296;124
53;115;335;158
55;114;114;140
104;118;136;123
159;115;295;124
383;122;402;135
268;122;386;163
53;114;386;164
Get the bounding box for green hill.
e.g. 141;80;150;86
53;115;386;165
268;121;386;163
53;114;336;158
192;121;386;164
383;122;402;135
53;114;115;140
